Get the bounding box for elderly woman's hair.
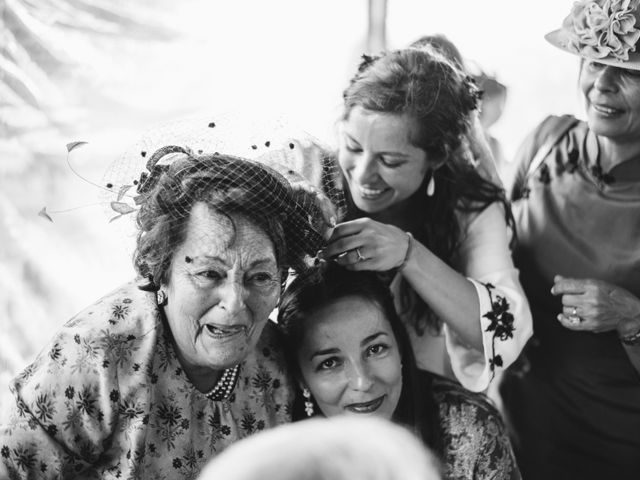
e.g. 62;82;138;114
199;417;442;480
341;48;513;333
278;264;440;451
134;150;315;290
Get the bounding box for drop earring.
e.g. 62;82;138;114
156;289;168;306
302;387;314;417
426;172;435;197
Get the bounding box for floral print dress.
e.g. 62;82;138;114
0;281;293;479
428;372;520;480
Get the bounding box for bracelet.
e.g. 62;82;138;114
619;327;640;346
398;232;414;271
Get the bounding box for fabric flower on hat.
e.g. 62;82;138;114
564;0;640;61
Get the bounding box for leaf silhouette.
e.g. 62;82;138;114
110;201;135;214
117;185;132;201
38;206;53;222
109;215;123;223
66;141;88;152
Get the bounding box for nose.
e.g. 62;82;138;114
594;66;620;93
217;279;248;315
346;361;374;392
351;153;379;184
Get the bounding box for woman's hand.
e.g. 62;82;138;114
319;218;411;271
551;275;640;334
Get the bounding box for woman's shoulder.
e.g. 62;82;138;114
243;320;290;377
62;280;160;338
422;372;520;479
11;281;161;390
428;372;501;416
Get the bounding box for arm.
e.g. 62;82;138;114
320;204;532;392
320;218;483;351
445;203;533;391
0;329;117;479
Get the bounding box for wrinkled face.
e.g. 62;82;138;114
297;295;403;420
580;60;640;143
163;203;281;374
338;106;430;214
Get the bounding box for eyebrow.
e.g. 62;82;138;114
361;332;388;345
309;331;389;361
344;132;361;145
186;255;277;268
310;348;340;361
344;133;410;158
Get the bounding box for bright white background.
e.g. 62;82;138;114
0;0;581;408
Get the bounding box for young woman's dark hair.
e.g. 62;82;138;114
341;47;515;333
278;263;441;453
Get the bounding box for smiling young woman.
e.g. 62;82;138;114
315;47;533;394
279;264;520;480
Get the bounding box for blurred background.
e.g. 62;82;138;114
0;0;580;408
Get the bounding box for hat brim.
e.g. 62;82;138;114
545;29;640;71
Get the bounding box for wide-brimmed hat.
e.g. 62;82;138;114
545;0;640;70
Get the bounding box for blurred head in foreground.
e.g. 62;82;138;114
198;416;441;480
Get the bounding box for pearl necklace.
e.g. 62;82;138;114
204;365;240;401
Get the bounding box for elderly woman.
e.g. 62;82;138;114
278;264;520;480
0;145;329;479
317;47;532;392
499;1;640;478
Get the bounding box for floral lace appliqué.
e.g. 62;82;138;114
482;283;516;380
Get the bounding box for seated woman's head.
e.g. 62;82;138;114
279;264;417;422
134;147;328;374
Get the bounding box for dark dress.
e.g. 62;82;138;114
501;115;640;479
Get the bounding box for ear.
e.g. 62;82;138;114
429;156;447;171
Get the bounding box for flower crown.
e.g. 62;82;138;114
563;0;640;61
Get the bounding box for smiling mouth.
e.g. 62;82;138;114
356;184;390;200
204;324;247;339
592;104;623;116
345;395;386;414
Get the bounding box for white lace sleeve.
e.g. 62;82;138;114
445;202;533;392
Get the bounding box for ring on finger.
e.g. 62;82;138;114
355;247;366;262
571;306;578;317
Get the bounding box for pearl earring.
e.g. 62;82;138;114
426;172;435;197
302;387;314;417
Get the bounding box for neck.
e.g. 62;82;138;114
369;196;423;232
597;135;640;172
170;334;222;392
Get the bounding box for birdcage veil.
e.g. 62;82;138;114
98;114;346;287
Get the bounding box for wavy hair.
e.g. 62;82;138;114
133;150;323;290
341;47;514;333
278;264;441;452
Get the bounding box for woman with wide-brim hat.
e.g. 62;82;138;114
500;1;640;478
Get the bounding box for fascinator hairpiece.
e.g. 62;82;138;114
41;114;346;274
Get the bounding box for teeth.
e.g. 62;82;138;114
593;104;619;115
205;325;245;337
346;396;384;413
359;186;386;197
